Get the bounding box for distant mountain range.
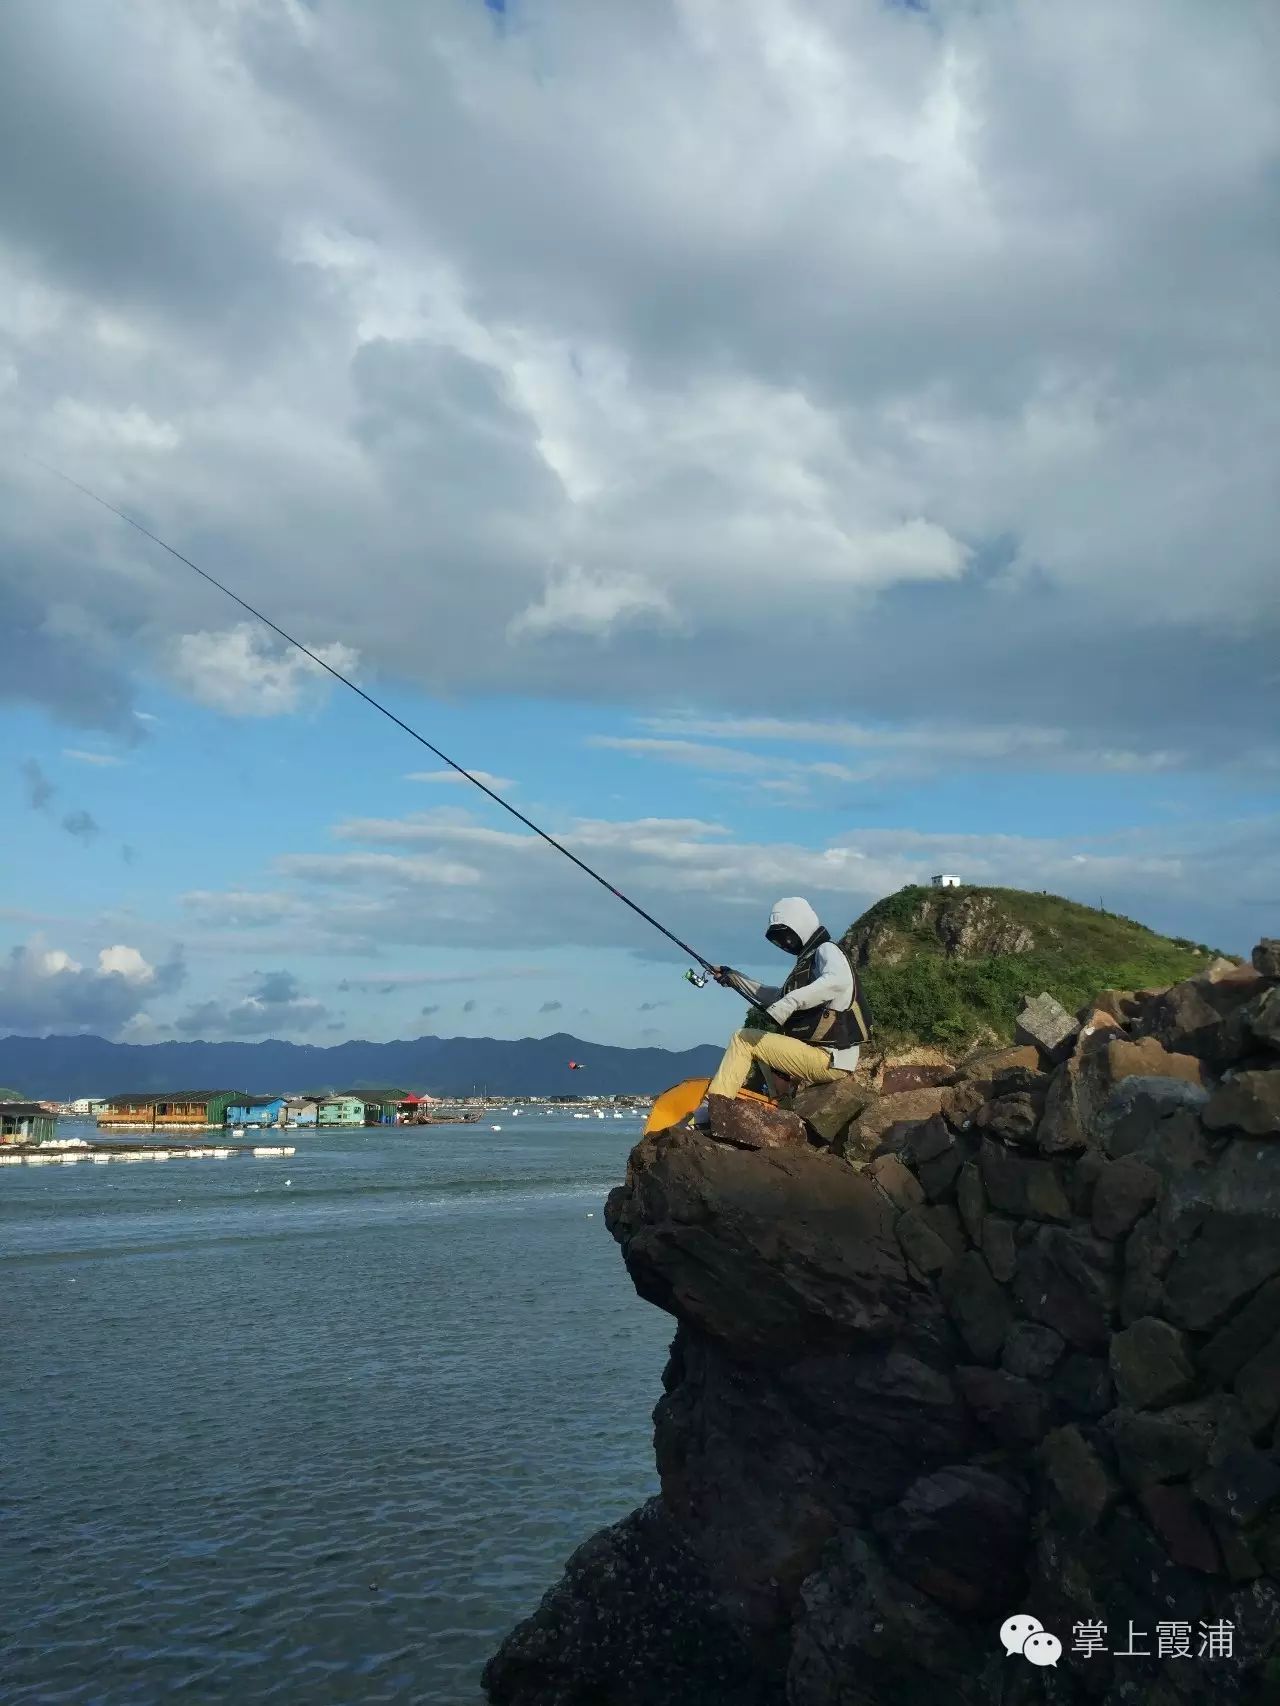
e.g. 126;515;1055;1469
0;1031;724;1101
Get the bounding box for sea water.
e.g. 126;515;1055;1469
0;1119;670;1703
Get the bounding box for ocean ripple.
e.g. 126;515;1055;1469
1;1125;667;1702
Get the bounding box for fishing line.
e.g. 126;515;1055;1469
28;456;718;978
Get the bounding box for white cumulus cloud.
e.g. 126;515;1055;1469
172;624;360;718
0;936;184;1035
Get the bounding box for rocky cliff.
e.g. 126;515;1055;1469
837;885;1223;1054
484;944;1280;1706
845;887;1042;965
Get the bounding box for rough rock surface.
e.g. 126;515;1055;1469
707;1093;808;1150
485;945;1280;1705
843;890;1038;967
935;892;1036;959
841;1086;951;1156
1014;991;1080;1064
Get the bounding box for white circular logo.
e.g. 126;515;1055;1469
999;1614;1043;1657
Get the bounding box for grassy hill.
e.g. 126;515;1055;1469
839;885;1224;1052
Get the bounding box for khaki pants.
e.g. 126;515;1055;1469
707;1028;846;1100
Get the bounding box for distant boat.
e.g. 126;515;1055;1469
491;1123;502;1131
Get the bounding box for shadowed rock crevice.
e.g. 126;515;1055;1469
484;950;1280;1705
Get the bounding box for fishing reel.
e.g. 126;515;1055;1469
684;967;711;988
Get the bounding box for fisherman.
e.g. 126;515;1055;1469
694;896;870;1125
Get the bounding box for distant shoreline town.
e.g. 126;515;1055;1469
1;1087;655;1146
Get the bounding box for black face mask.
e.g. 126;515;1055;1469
766;923;804;956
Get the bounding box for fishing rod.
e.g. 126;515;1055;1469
29;457;722;982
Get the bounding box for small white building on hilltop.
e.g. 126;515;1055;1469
931;874;963;889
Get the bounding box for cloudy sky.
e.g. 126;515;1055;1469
1;0;1277;1051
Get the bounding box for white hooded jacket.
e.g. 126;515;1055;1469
736;897;861;1072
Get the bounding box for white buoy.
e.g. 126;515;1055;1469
587;1211;594;1218
491;1123;502;1131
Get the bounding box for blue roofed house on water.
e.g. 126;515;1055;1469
225;1095;287;1128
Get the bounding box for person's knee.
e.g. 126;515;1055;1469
736;1029;765;1046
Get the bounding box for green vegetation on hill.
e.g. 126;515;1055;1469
840;885;1222;1051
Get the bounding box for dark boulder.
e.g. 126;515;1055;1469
1161;1211;1280;1333
1093;1074;1210;1159
787;1533;992;1706
880;1063;957;1095
1248;986;1280;1050
1108;1399;1225;1488
708;1095;809;1150
865;1153;925;1214
979;1215;1017;1283
1121;1210;1177;1324
778;1347;972;1507
1193;1426;1280;1527
1202;1070;1280;1138
606;1126;911;1360
956;1043;1040;1083
989;1064;1050;1100
792;1076;879;1146
1109;1316;1196;1410
482;1500;777;1706
1001;1321;1065;1380
1091;1154;1161;1239
955;1162;985;1244
1040;1035;1204;1156
842;1088;950;1158
1139;964;1268;1067
977;1139;1071;1222
973;1093;1040;1145
1198;1277;1280;1384
1012;1225;1118;1350
897;1207;961;1277
1040;1424;1119;1530
1137;1483;1220;1573
939;1251;1011;1365
1049;1353;1114;1421
1234;1331;1280;1435
873;1466;1028;1615
916;1145;963;1203
956;1366;1051;1446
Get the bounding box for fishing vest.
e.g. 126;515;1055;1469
779;929;872;1050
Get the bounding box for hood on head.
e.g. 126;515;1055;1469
767;896;821;951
